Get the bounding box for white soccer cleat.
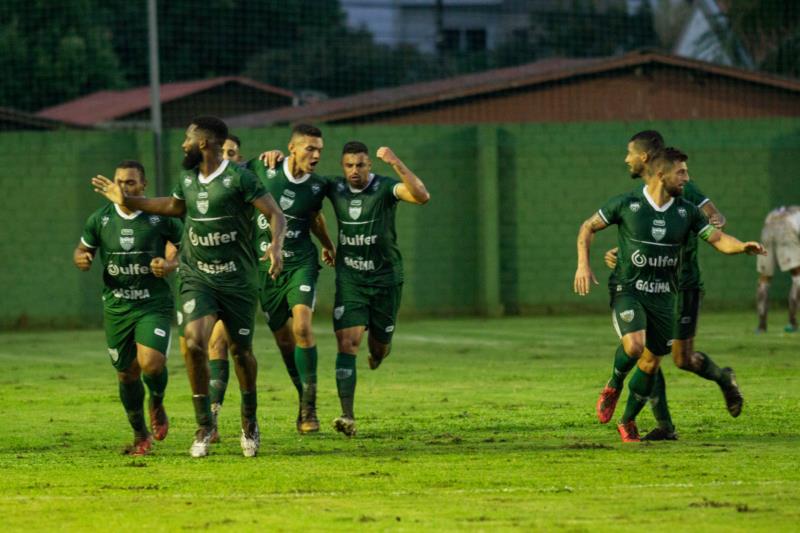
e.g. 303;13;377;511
189;428;212;458
240;422;260;458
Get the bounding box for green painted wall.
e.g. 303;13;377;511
2;119;798;328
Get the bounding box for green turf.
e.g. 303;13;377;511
1;311;798;531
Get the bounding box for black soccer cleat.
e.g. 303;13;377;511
721;367;744;418
642;427;678;441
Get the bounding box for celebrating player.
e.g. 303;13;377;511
574;147;764;442
92;117;286;458
74;160;182;456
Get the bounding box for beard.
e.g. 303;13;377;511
665;183;683;197
182;146;202;170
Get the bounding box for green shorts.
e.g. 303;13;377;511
104;308;172;372
333;279;402;345
611;291;674;356
176;277;257;348
259;263;319;331
674;288;703;340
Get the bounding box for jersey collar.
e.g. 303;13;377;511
283;158;311;184
642;185;674;213
348;173;376;194
114;203;142;220
198;159;229;185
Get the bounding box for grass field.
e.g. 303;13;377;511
1;310;799;531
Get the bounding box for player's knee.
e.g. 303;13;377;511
139;355;165;375
292;321;313;343
184;335;206;361
117;368;139;383
623;340;644;358
208;337;228;359
337;336;360;354
369;342;390;359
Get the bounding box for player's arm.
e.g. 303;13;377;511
150;241;180;278
702;227;765;256
252;193;287;279
73;242;96;271
574;213;608;295
376;147;430;205
310;210;336;267
701;201;726;229
91;175;186;217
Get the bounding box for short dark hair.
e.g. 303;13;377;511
629;130;664;159
227;134;241;148
653;146;688;173
191;116;228;145
116;160;146;181
291;123;322;139
342;141;369;155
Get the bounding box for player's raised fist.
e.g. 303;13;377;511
73;251;94;271
258;150;285;170
150;257;169;278
376;146;398;165
91;175;124;205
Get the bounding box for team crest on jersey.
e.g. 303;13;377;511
349;199;362;220
334;306;345;320
184;177;192;187
678;207;687;218
371;179;380;191
223;176;232;188
101;216;110;227
119;228;135;251
149;215;160;226
651;226;667;241
257;213;269;230
620;310;635;323
311;183;321;195
629;201;641;212
279;189;296;210
337;183;345;192
197;191;209;214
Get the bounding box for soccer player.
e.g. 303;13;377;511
756;206;800;333
74;160;181;456
208;124;335;436
223;135;242;163
92;117;286;458
574;147;764;442
600;133;742;440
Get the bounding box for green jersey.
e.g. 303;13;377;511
81;203;183;314
677;180;710;290
246;158;328;270
172;159;267;290
599;186;712;304
326;173;403;286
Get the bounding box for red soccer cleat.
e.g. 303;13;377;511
617;420;641;443
149;404;169;441
125;434;153;456
596;384;621;424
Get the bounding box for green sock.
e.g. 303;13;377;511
192;394;212;429
119;380;147;437
240;389;257;425
609;344;637;389
142;367;168;410
621;367;656;423
280;349;303;401
209;359;230;406
694;351;724;384
335;353;357;418
649;368;674;431
294;345;318;389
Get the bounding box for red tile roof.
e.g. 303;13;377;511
226;51;800;126
37;77;295;126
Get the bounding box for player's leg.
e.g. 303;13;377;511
618;347;662;442
207;320;230;442
272;322;302;407
756;229;775;332
286;265;321;433
366;283;402;371
218;287;260;456
597;293;645;423
786;266;800;332
756;275;772;333
133;312;172;441
333;326;365;437
105;311;151;455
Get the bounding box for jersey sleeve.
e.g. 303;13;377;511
384;176;402;205
597;194;626;226
172;176;185;200
165;217;184;246
80;211;100;249
239;168;268;204
690;203;715;240
683;180;709;208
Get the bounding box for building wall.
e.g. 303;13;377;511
1;118;798;328
343;65;800;124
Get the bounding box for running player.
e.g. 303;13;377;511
92;116;286;457
74;160;181;456
575;147;764;442
756;206;800;333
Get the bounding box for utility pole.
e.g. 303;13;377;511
147;0;165;195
